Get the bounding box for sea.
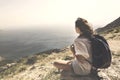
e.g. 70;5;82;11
0;28;77;60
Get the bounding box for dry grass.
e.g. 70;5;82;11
0;48;73;80
0;39;120;80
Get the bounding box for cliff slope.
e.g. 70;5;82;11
0;40;120;80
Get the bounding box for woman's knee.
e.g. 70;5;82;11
53;61;59;66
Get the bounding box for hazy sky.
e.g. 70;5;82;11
0;0;120;30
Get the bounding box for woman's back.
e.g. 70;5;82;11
72;36;92;75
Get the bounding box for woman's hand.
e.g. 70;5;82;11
70;44;75;56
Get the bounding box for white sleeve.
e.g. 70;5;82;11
74;39;89;58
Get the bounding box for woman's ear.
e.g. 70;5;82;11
75;27;81;34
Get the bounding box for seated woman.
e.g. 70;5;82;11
53;18;94;75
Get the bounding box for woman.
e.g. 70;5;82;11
53;18;94;75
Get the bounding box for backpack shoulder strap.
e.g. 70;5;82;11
94;35;108;45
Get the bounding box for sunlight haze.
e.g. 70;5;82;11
0;0;120;30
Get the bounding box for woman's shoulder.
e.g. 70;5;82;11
74;36;91;45
75;36;88;42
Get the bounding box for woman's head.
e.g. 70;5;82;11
75;17;94;37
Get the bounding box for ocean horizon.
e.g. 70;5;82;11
0;28;76;60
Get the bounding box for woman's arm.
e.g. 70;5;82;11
70;44;87;63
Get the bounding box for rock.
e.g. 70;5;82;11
60;70;100;80
60;69;112;80
98;71;111;80
6;63;16;67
